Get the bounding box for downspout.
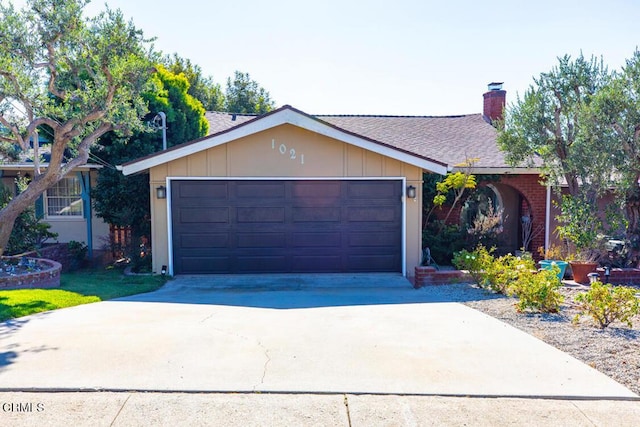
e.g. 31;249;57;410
545;182;551;254
78;171;93;259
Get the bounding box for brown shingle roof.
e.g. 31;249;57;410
205;110;512;169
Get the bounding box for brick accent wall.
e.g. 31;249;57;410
429;174;547;260
498;174;547;258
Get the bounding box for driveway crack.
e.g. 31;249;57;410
253;341;271;391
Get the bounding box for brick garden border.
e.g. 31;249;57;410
413;266;472;288
413;265;640;288
0;257;62;290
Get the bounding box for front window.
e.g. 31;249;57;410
46;176;83;217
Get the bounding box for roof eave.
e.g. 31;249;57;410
0;163;102;170
451;166;543;175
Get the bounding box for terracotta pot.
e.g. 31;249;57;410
569;261;598;284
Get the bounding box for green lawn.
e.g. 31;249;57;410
0;268;166;322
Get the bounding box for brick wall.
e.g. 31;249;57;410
595;268;640;285
496;174;547;259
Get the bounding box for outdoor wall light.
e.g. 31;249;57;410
156;185;167;199
161;265;167;276
406;185;417;199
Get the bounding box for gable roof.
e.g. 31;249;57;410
122;105;450;176
122;105;535;176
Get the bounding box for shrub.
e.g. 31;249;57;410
487;253;537;295
423;222;466;265
452;245;495;288
573;282;640;329
508;267;564;313
67;241;88;269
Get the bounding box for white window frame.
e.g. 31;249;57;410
45;176;84;218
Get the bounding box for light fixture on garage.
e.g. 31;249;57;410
156;185;167;199
161;265;167;276
406;185;417;199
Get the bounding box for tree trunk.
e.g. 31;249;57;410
0;172;61;256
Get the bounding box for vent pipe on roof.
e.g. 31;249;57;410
483;82;506;125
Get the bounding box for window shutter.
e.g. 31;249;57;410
35;194;44;219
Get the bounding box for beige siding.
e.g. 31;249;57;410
149;124;425;275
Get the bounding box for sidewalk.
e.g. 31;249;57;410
1;392;639;426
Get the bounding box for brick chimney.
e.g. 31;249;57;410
483;82;506;125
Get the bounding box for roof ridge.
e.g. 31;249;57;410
316;113;480;119
205;111;259;117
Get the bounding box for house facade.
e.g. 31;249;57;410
0;165;109;255
122;85;548;277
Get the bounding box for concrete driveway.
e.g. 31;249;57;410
0;274;636;399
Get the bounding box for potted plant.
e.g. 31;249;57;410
555;195;602;284
537;245;569;281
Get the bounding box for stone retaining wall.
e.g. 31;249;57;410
0;258;62;290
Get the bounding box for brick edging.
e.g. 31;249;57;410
0;257;62;290
413;266;473;288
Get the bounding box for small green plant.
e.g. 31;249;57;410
573;282;640;329
508;267;564;313
452;245;494;288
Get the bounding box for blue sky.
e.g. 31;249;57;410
14;0;640;115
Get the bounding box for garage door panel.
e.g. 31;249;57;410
347;206;398;222
347;181;397;198
292;207;341;222
171;179;402;274
237;233;286;248
180;233;230;248
348;232;399;247
236;207;285;223
292;182;341;198
236;182;285;199
178;181;228;199
292;232;342;248
179;207;229;223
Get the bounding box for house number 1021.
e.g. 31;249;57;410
272;139;305;165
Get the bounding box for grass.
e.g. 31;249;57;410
0;268;166;322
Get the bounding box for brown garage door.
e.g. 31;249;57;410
171;180;402;274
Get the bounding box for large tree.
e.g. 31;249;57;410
497;54;610;197
588;50;640;242
163;54;225;112
225;71;275;114
0;0;155;255
93;65;208;243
